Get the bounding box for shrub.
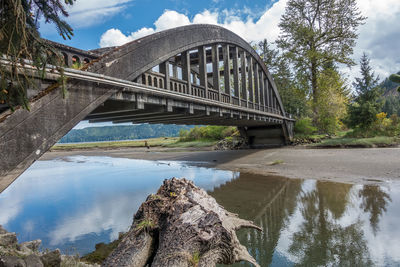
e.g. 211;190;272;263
294;118;317;135
347;112;400;138
178;126;237;142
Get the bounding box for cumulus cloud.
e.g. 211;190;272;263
66;0;133;28
99;2;287;48
99;0;400;81
349;0;400;80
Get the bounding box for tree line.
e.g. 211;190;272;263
59;124;194;143
256;0;400;137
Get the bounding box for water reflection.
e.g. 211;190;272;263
359;185;392;235
0;156;237;255
0;156;399;266
214;177;398;266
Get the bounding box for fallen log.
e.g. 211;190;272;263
103;178;261;267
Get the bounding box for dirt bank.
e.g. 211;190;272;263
41;146;400;185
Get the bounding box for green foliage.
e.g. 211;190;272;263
346;53;383;130
314;67;350;134
59;124;194;143
189;251;200;267
315;136;399;148
0;0;75;109
389;74;400;84
347;113;400;138
382;95;400;117
294;118;317;135
389;74;400;92
277;0;365;116
135;219;155;233
81;233;126;264
257;39;309;118
179;126;237;142
271;160;284;165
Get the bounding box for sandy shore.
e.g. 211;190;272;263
41;146;400;185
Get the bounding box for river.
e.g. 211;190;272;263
0;155;399;266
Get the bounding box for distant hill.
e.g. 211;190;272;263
381;71;400;116
59;124;194;143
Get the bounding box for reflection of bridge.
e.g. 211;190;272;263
0;25;294;192
211;174;301;266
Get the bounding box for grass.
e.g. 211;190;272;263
313;136;400;148
270;160;284;165
134;219;156;232
189;251;200;267
52;137;179;150
51;137;218;150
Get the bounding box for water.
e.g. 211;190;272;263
0;156;399;266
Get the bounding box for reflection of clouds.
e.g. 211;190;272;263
49;193;141;246
48;159;236;246
0;157;234;250
0;196;22;226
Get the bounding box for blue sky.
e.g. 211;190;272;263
41;0;271;50
38;0;400;129
40;0;400;81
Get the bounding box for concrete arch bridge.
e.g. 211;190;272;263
0;24;294;192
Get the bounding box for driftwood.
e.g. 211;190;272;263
103;178;261;267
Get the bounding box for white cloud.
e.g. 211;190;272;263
66;0;133;28
99;0;400;82
154;10;191;31
99;2;286;47
349;0;400;81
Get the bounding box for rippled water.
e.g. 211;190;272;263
0;155;399;266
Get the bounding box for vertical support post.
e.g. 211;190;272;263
211;45;220;100
265;80;270;112
159;61;170;90
272;89;276;113
254;63;259;109
222;44;231;103
232;46;240;104
259;72;265;111
182;51;192;95
240;50;247;107
199;46;208;97
247;56;253;105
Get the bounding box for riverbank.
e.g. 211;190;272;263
41;146;400;185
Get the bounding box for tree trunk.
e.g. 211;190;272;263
310;57;320;127
102;178;262;267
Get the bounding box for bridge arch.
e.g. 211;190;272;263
90;24;286;116
89;24;292;142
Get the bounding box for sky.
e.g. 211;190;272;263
39;0;400;128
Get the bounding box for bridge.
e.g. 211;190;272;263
0;24;294;192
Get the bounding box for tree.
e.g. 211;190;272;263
314;64;350;133
277;0;365;117
389;73;400;92
257;39;309;117
347;53;382;130
0;0;75;110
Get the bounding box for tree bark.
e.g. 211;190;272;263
102;178;262;267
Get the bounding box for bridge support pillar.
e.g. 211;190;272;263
239;125;287;148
